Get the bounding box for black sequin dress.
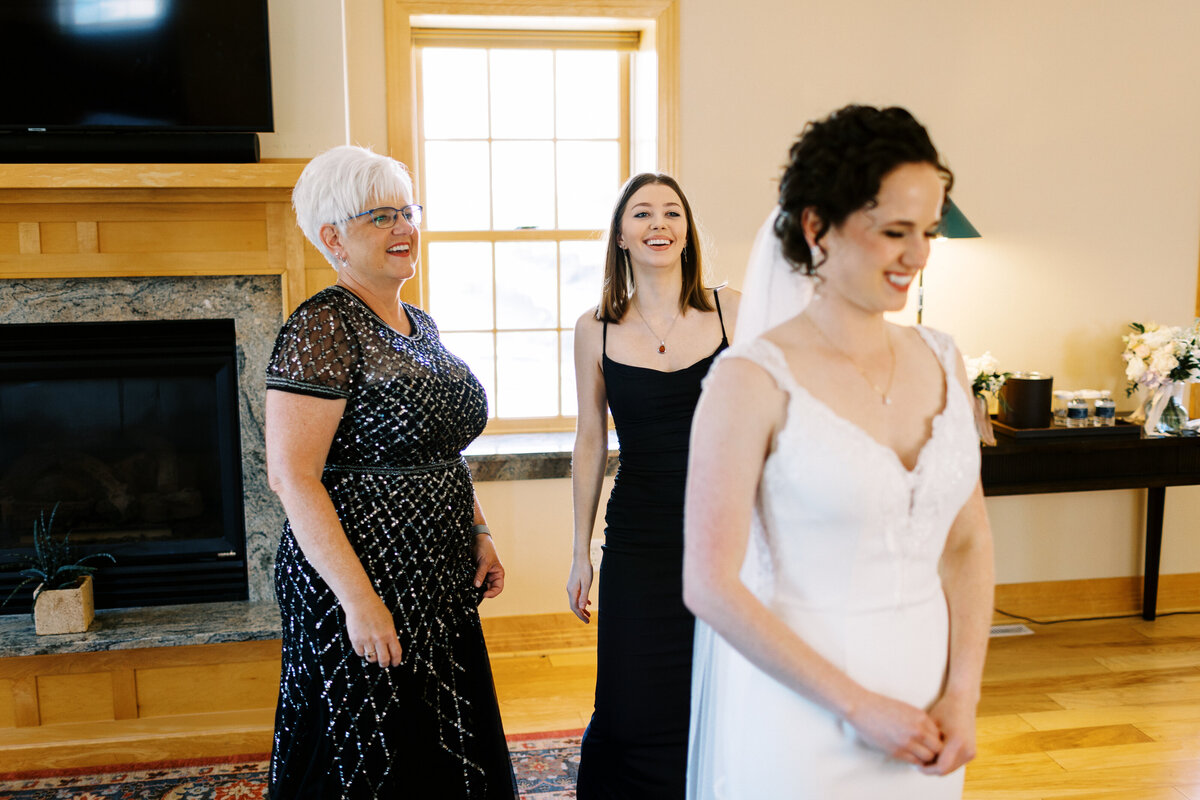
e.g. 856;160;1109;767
265;285;517;800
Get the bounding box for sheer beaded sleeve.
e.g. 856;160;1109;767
265;294;359;399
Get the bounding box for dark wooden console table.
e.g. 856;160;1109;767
981;430;1200;620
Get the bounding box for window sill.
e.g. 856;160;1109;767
464;431;619;482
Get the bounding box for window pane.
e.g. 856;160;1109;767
495;242;556;330
632;50;658;174
560;240;604;325
424;141;490;231
440;332;496;419
422;49;489;139
556;51;619;139
496;332;557;417
492;141;555;230
490;50;553;139
428;242;493;331
557;141;619;229
561;330;576;417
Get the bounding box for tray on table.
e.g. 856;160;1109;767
990;417;1142;440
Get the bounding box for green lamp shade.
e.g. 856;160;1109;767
937;198;980;238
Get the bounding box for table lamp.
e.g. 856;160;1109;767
918;197;981;323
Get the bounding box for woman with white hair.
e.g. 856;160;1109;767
265;145;517;798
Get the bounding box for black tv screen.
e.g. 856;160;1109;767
0;0;274;133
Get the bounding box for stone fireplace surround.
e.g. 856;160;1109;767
0;276;293;658
0;275;284;604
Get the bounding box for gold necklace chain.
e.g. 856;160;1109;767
805;315;896;405
632;296;682;355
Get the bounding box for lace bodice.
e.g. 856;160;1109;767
718;326;981;614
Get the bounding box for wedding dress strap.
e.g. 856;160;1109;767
714;338;799;395
912;325;955;370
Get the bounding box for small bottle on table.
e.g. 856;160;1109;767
1066;395;1090;428
1093;391;1117;427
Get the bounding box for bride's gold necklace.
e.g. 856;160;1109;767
805;315;896;405
632;296;682;355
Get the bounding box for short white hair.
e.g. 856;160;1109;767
292;145;415;268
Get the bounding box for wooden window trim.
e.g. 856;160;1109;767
383;0;681;310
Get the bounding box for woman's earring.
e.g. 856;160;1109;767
681;244;688;261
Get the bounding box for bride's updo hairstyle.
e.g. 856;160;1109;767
775;105;954;276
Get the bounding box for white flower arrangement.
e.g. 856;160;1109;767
1122;321;1200;396
963;351;1009;398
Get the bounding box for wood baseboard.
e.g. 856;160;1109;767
993;572;1200;623
0;709;273;773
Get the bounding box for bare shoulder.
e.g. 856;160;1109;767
713;286;741;338
574;308;605;340
573;308;606;364
714;286;741;314
714;286;742;306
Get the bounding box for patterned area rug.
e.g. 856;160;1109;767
0;731;582;799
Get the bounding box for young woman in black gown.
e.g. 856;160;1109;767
567;173;739;798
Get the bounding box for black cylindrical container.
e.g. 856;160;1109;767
999;372;1054;428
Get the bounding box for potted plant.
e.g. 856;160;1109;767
1;505;115;635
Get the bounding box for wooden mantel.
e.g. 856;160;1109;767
0;162;333;314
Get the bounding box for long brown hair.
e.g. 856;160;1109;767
597;173;714;322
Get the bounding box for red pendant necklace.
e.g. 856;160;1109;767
632;297;682;354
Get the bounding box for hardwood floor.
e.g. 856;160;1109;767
485;612;1200;798
5;609;1199;792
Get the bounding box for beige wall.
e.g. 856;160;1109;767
261;0;1200;614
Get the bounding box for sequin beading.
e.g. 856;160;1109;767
324;456;467;476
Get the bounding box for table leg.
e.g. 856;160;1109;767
1143;486;1165;621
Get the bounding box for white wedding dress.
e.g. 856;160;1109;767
686;326;981;799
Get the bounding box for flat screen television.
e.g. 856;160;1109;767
0;0;274;162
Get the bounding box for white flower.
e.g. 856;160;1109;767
963;351;996;382
1150;350;1179;377
1125;358;1147;382
1123;319;1200;394
963;351;1007;397
1142;326;1177;350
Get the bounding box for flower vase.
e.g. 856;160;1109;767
973;394;996;446
1142;382;1191;437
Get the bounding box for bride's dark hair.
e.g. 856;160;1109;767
775;105;954;276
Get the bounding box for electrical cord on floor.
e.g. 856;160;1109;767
993;607;1200;626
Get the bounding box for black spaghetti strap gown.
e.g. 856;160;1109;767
576;291;728;799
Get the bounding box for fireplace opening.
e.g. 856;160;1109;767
0;319;248;614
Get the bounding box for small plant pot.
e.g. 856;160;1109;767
33;575;95;635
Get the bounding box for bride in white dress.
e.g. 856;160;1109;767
683;105;994;799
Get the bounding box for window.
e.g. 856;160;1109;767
385;1;679;432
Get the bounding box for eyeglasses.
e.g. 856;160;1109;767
344;204;423;229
